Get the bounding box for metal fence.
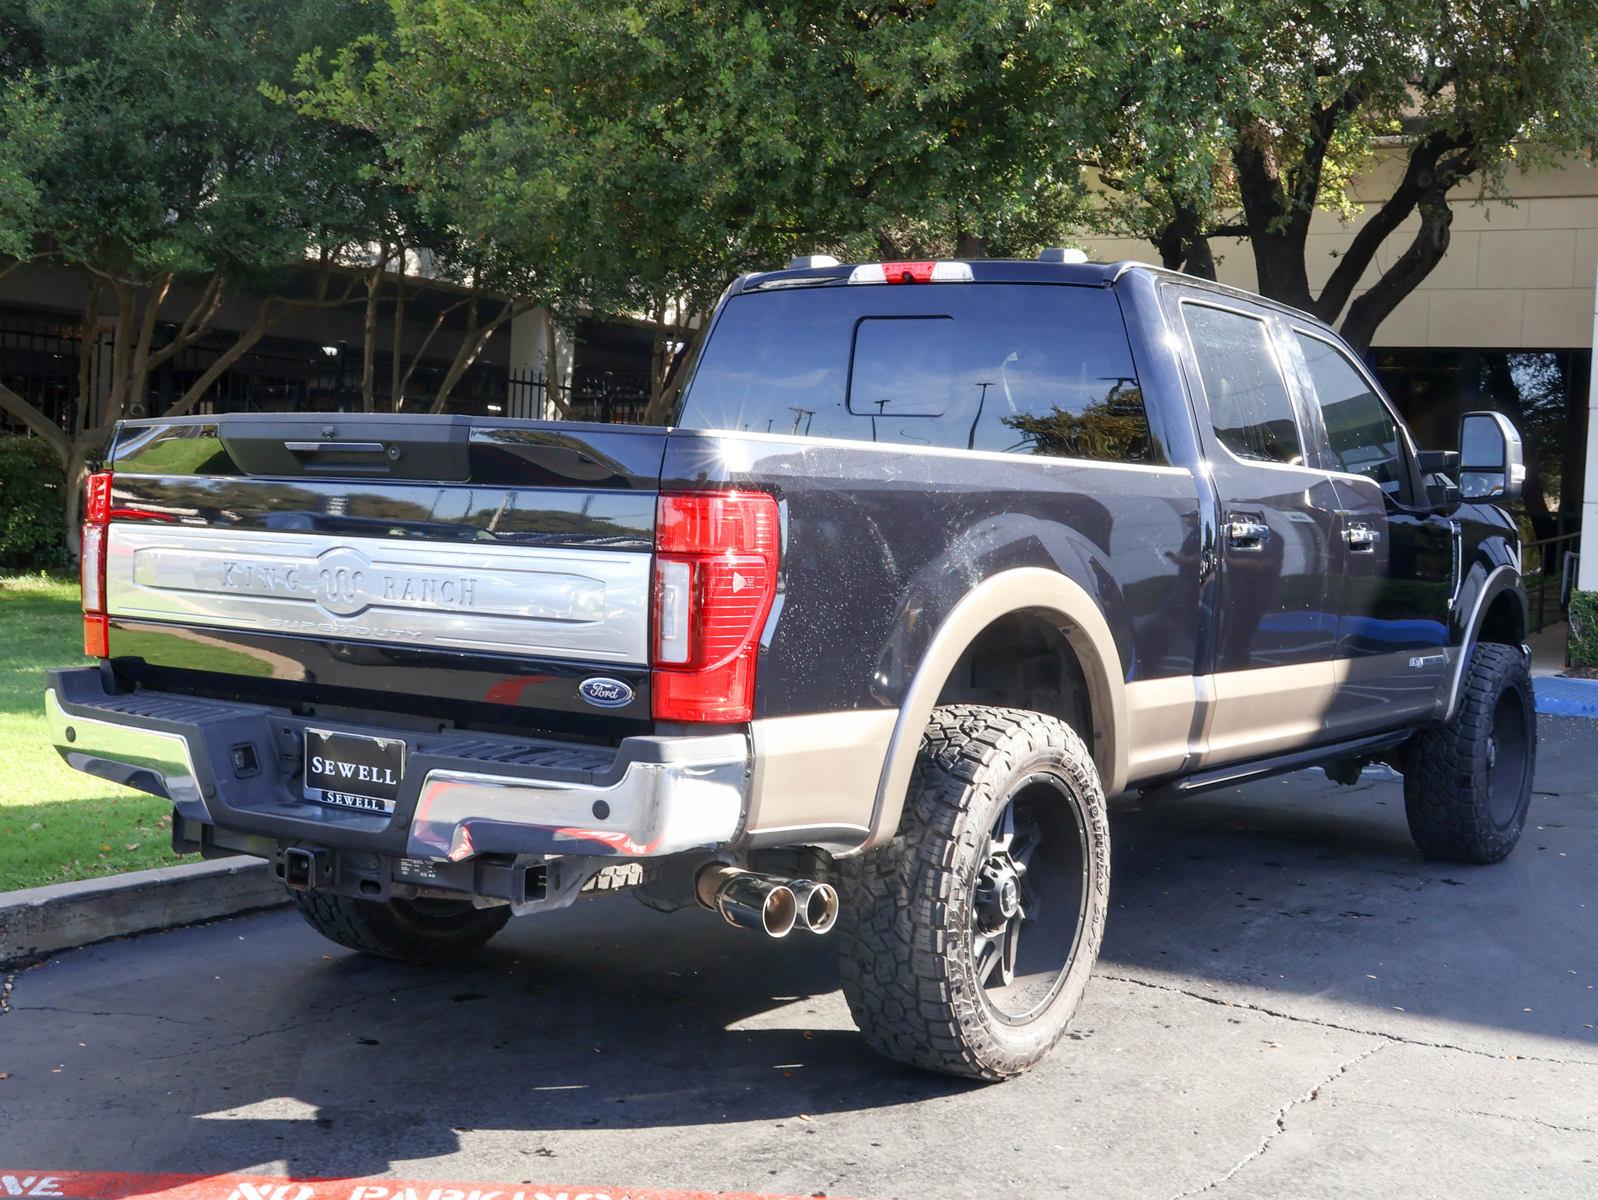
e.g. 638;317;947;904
1524;529;1580;634
0;308;660;433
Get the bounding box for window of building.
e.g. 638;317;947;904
1294;332;1404;493
679;283;1155;463
1182;303;1303;465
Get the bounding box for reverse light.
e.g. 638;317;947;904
847;260;975;285
80;471;113;658
651;490;780;723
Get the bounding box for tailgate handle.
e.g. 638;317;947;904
284;441;388;455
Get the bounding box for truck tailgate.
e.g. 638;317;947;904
99;414;667;735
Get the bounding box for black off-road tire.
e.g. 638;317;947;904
834;705;1110;1081
289;889;510;964
1404;642;1536;864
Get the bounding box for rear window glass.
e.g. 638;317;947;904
677;283;1155;463
1182;302;1303;466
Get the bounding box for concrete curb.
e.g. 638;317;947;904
0;856;288;966
1534;676;1598;719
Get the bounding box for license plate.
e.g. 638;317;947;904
303;728;406;814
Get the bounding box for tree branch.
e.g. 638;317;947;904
165;300;287;417
1315;128;1472;325
0;379;70;463
142;271;227;375
427;299;530;414
396;298;470;408
75;275;104;438
1339;154;1476;351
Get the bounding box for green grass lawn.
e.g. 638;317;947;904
0;574;185;890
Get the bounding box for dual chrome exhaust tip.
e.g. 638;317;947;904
696;864;839;938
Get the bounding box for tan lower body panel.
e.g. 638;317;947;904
1123;675;1203;781
1124;656;1437;784
746;709;898;846
764;653;1446;846
1199;660;1338;766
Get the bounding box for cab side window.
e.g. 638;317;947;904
1182;302;1304;465
1294;333;1406;495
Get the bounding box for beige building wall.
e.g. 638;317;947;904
1076;153;1598;350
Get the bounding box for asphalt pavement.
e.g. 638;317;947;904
2;718;1594;1200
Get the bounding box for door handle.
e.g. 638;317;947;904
1342;523;1380;553
1226;515;1270;550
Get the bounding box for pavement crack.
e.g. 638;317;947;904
1099;971;1598;1067
1352;1096;1597;1136
143;973;469;1061
1166;1041;1388;1199
18;1004;205;1027
1449;1108;1595;1136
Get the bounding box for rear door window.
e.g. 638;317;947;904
1181;302;1304;466
679;283;1156;463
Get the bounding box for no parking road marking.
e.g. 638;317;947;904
0;1172;848;1200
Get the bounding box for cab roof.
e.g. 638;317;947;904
733;257;1131;294
731;256;1322;327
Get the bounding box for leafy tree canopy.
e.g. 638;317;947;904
1085;1;1598;347
295;0;1113;412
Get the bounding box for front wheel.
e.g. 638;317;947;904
1404;642;1536;864
835;705;1110;1081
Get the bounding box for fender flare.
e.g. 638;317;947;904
855;567;1127;851
1438;562;1527;723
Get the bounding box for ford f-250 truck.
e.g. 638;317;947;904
46;255;1536;1080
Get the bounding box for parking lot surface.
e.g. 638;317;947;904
2;717;1594;1200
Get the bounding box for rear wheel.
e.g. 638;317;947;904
835;705;1110;1080
289;890;510;964
1404;642;1536;863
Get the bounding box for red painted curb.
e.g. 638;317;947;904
0;1171;847;1200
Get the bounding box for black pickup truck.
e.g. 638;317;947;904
47;255;1536;1080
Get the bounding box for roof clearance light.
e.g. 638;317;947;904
847;261;975;285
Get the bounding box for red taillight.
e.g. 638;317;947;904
82;614;110;658
846;260;975;285
85;472;112;523
882;260;936;284
81;470;112;658
651;490;780;723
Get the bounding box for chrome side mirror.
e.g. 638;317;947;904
1458;410;1525;502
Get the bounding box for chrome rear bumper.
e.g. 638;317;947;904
45;670;748;862
409;751;747;861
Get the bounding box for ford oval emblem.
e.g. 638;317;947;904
578;677;635;709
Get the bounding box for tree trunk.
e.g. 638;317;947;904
1151;202;1218;280
397;299;468;410
542;317;573;418
1184;237;1217;281
1232;123;1316;311
389;259;406;413
361;262;382;412
955;230;986;258
644;314;701;426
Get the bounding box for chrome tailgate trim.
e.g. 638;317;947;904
105;525;649;662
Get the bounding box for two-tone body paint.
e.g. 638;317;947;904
84;261;1527;858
